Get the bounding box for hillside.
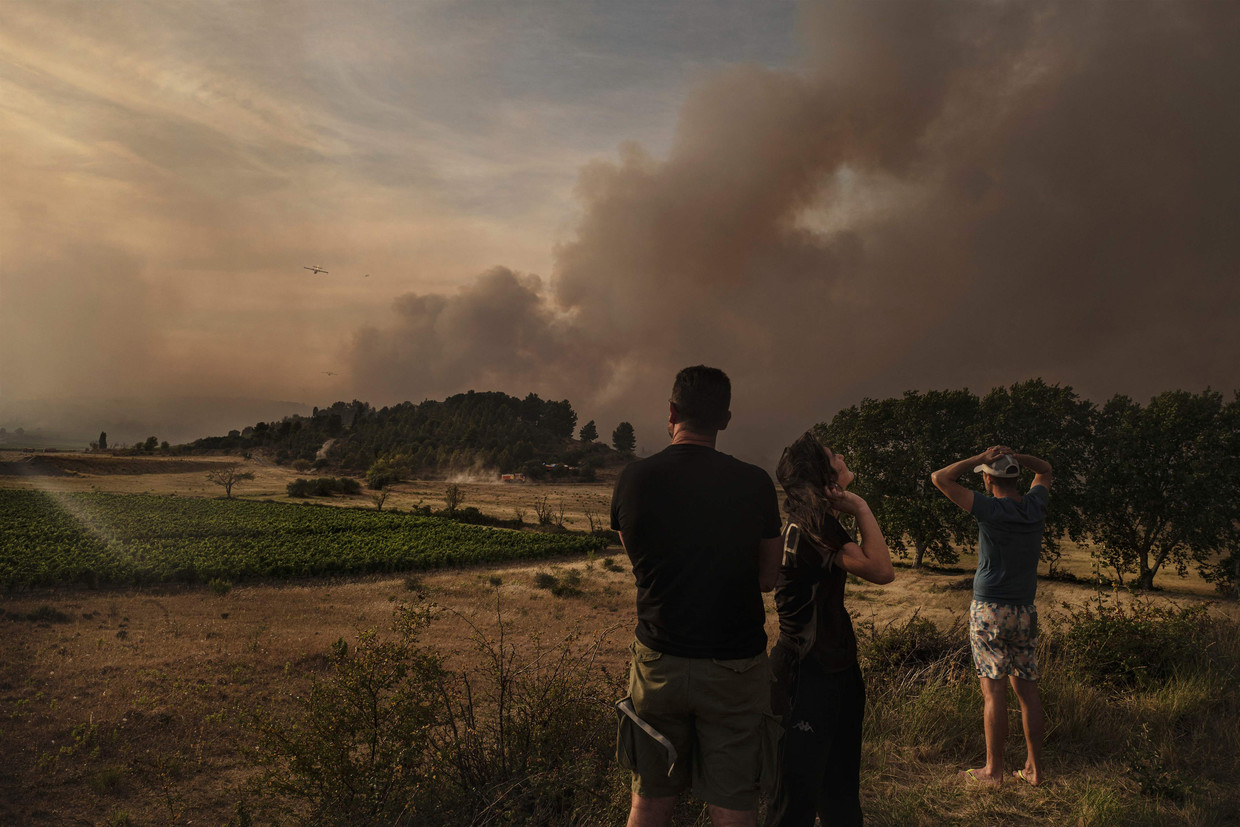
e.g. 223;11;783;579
187;390;623;480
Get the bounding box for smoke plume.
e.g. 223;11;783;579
349;0;1240;464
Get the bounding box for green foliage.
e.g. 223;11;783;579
818;383;1240;591
443;483;463;514
818;389;979;567
0;490;609;587
611;421;636;455
1126;722;1192;802
858;599;1240;824
366;459;401;491
207;578;232;596
286;477;363;498
7;605;73;623
976;379;1095;571
1055;592;1215;688
532;569;584;597
249;606;446;824
191;391;584;477
858;612;970;687
1085;390;1240;589
578;420;598;443
248;602;624;825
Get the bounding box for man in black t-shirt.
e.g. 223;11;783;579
611;366;783;827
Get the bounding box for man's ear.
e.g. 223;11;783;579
668;402;680;424
717;411;732;431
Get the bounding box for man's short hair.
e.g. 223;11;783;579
671;366;731;432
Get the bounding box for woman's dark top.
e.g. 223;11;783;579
775;518;858;672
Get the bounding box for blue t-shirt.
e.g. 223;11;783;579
970;485;1049;606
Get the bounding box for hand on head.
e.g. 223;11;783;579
825;485;866;516
982;445;1014;463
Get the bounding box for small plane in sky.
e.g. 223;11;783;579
304;265;329;275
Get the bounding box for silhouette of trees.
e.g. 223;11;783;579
612;422;636;456
206;467;255;499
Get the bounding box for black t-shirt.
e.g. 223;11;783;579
775;518;858;672
610;444;782;659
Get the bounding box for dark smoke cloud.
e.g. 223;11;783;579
349;0;1240;465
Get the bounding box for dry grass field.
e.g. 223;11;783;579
2;452;1237;825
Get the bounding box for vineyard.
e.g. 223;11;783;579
0;489;608;587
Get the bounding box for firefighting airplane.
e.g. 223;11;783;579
303;265;328;275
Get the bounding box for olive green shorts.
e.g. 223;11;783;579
616;639;777;811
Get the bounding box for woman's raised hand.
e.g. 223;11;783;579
826;485;869;516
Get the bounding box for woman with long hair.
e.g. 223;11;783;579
767;431;894;826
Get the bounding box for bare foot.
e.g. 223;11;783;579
959;768;1002;787
1012;768;1042;786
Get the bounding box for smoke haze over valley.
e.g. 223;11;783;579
3;1;1237;462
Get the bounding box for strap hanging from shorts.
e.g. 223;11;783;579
616;698;678;775
783;521;839;570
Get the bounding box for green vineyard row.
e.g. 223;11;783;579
0;489;609;588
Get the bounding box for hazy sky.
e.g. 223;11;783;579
3;1;1237;460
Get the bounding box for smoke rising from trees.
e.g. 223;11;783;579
349;0;1239;462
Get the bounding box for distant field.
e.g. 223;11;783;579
0;489;607;587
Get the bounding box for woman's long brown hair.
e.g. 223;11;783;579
776;431;851;556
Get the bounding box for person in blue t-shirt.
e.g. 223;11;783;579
932;445;1052;788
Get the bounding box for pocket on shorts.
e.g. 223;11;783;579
758;712;784;796
615;696;639;771
631;639;664;664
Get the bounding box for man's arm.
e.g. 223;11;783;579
831;491;895;584
1014;453;1052;491
758;536;782;592
931;446;1004;512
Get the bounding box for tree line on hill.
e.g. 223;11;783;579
817;379;1239;596
187;391;636;483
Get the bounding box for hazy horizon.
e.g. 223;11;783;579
4;1;1238;465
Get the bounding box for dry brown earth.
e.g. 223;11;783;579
1;452;1235;824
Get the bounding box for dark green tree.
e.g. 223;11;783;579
98;431;108;451
541;399;578;440
976;379;1095;573
819;389;979;568
444;483;464;514
612;422;636;456
578;420;598;443
1085;390;1238;590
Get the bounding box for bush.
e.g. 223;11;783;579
286;477;362;498
13;605;73;623
366;460;402;491
248;601;625;825
285;479;310;498
533;569;584;597
1054;592;1215;688
859;612;970;686
208;578;232;596
248;607;445;824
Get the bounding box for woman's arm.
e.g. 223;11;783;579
828;490;895;585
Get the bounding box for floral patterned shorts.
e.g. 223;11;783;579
969;600;1039;681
